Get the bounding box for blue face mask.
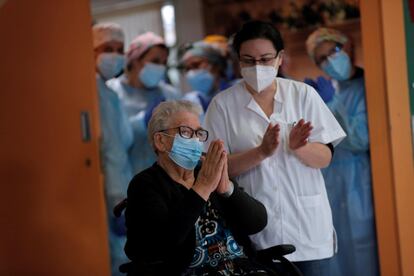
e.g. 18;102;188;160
322;50;352;81
97;53;125;80
139;62;166;88
186;69;215;95
168;134;203;170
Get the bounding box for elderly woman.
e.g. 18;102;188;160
124;100;271;276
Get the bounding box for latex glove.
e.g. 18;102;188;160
112;214;126;236
304;78;318;90
144;96;166;128
304;76;335;103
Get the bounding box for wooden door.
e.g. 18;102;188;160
0;1;110;275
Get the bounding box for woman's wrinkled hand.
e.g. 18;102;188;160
216;152;230;195
193;140;226;200
289;119;313;150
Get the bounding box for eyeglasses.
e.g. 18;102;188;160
316;44;343;66
159;126;209;142
239;54;278;66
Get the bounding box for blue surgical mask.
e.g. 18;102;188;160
168;134;203;170
139;62;166;88
97;53;125;80
322;50;352;81
186;69;214;95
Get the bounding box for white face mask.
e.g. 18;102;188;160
241;64;278;93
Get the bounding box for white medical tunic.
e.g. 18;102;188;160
204;78;346;261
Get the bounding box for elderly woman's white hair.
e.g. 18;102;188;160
147;100;202;150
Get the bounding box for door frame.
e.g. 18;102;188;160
360;0;414;275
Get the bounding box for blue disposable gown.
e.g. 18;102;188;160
97;75;134;276
107;75;180;175
182;91;210;122
323;68;379;276
182;79;240;122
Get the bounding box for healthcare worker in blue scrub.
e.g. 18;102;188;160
305;28;379;276
180;41;228;114
92;23;133;276
108;32;180;175
203;34;241;85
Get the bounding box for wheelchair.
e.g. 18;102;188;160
113;199;303;276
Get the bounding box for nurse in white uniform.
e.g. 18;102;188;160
204;21;346;276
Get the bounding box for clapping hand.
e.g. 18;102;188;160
289;119;313;150
258;123;280;157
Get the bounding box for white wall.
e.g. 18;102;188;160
90;0;206;91
92;1;164;47
173;0;205;45
91;0;206;47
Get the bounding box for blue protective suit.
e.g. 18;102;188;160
322;68;379;276
97;75;133;276
107;75;180;175
182;79;239;122
182;91;210;111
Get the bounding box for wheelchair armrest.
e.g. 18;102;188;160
119;262;131;273
257;244;303;276
119;260;166;274
113;199;128;218
257;244;296;261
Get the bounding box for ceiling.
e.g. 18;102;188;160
90;0;165;15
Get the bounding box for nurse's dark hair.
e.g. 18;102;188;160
232;20;284;56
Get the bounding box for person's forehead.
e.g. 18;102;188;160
314;40;337;56
102;40;123;48
170;111;200;127
239;38;276;56
95;40;123;53
143;46;168;59
184;56;208;66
